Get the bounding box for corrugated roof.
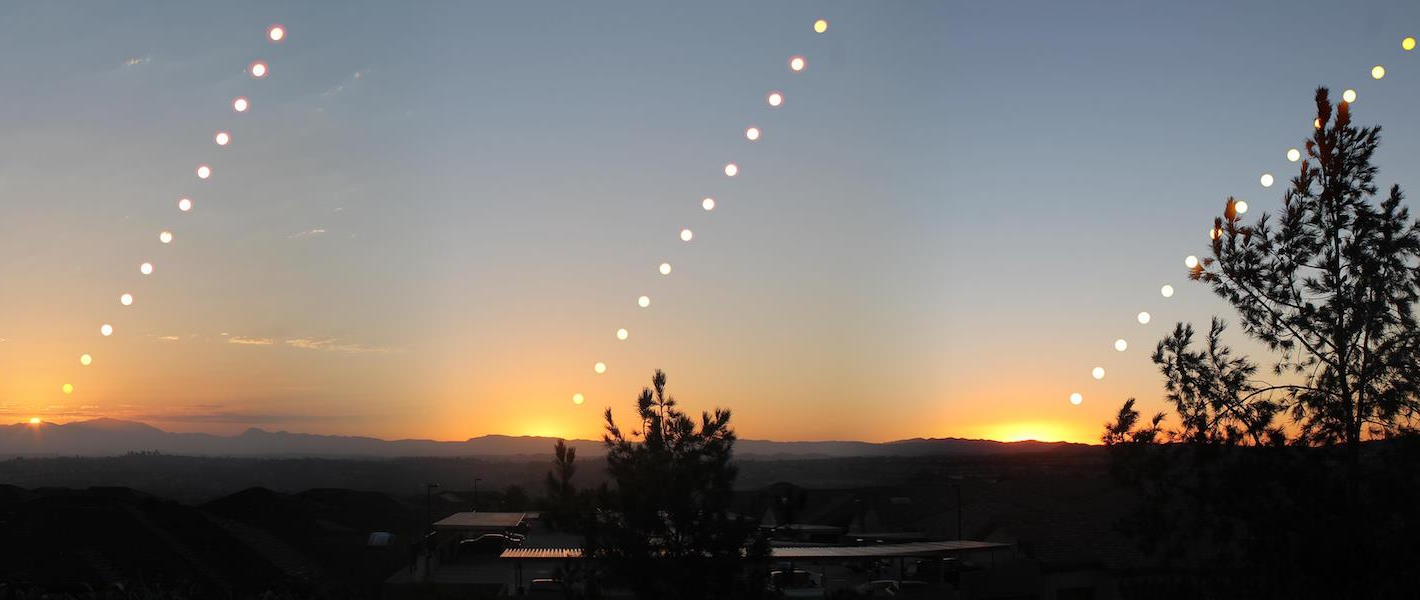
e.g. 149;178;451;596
433;511;526;529
498;540;1007;560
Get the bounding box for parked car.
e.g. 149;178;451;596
456;533;519;556
769;568;824;598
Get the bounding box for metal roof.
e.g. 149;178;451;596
498;540;1007;561
433;511;526;530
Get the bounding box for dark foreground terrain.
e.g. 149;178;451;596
0;448;1125;598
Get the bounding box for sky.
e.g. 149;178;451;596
1;1;1418;444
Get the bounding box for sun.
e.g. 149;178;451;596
29;417;41;425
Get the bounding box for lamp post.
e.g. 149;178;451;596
425;482;440;534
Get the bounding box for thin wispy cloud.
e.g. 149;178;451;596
288;228;327;240
285;337;399;354
123;56;150;67
228;336;275;346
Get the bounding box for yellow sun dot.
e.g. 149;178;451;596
80;354;92;366
215;131;231;146
1235;200;1249;214
1314;118;1323;129
196;165;211;179
745;127;760;141
1161;284;1174;298
1069;393;1083;406
1137;312;1151;324
702;198;715;211
160;231;173;244
178;198;192;212
594;362;606;374
680;229;693;242
1287;148;1301;162
638;296;650;308
120;293;133;306
268;25;286;42
62;383;74;395
767;91;783;107
1404;37;1416;51
100;324;113;337
1210;226;1223;241
233;97;249;112
1260;173;1274;188
1092;367;1105;380
724;163;739;177
1185;255;1199;269
813;19;828;34
1342;89;1357;103
140;262;153;275
250;61;268;78
29;417;41;425
659;263;672;275
572;393;585;405
789;56;806;72
1371;65;1385;80
616;328;628;341
1114;339;1128;352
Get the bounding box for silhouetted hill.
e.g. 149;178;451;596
2;419;1088;458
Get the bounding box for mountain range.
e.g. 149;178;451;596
1;418;1088;458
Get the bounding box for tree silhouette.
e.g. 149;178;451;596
583;370;768;599
1104;88;1420;597
543;439;579;530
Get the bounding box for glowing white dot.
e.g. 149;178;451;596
680;229;693;242
1405;37;1417;52
1069;392;1083;406
1260;173;1274;188
215;131;230;146
724;163;739;177
196;165;211;180
1342;89;1357;103
178;198;193;212
159;231;174;244
250;61;268;78
268;25;286;42
767;91;783;107
1314;118;1323;130
1209;226;1222;241
80;354;93;366
1114;339;1128;352
702;197;715;211
1137;312;1151;325
1287;148;1301;162
1184;255;1198;269
745;127;760;141
140;262;153;275
813;19;828;34
638;295;651;308
1235;200;1249;214
572;393;585;405
1372;65;1386;80
62;383;74;395
1161;284;1174;298
616;328;629;341
1092;367;1105;380
120;293;133;307
789;56;806;72
100;324;114;337
594;362;606;374
659;263;672;276
233;97;250;112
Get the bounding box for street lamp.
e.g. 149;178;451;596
425;483;440;534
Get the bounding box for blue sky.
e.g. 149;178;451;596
1;1;1418;442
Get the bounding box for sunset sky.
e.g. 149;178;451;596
2;1;1419;444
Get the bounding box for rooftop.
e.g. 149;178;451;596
498;539;1008;561
433;511;526;530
